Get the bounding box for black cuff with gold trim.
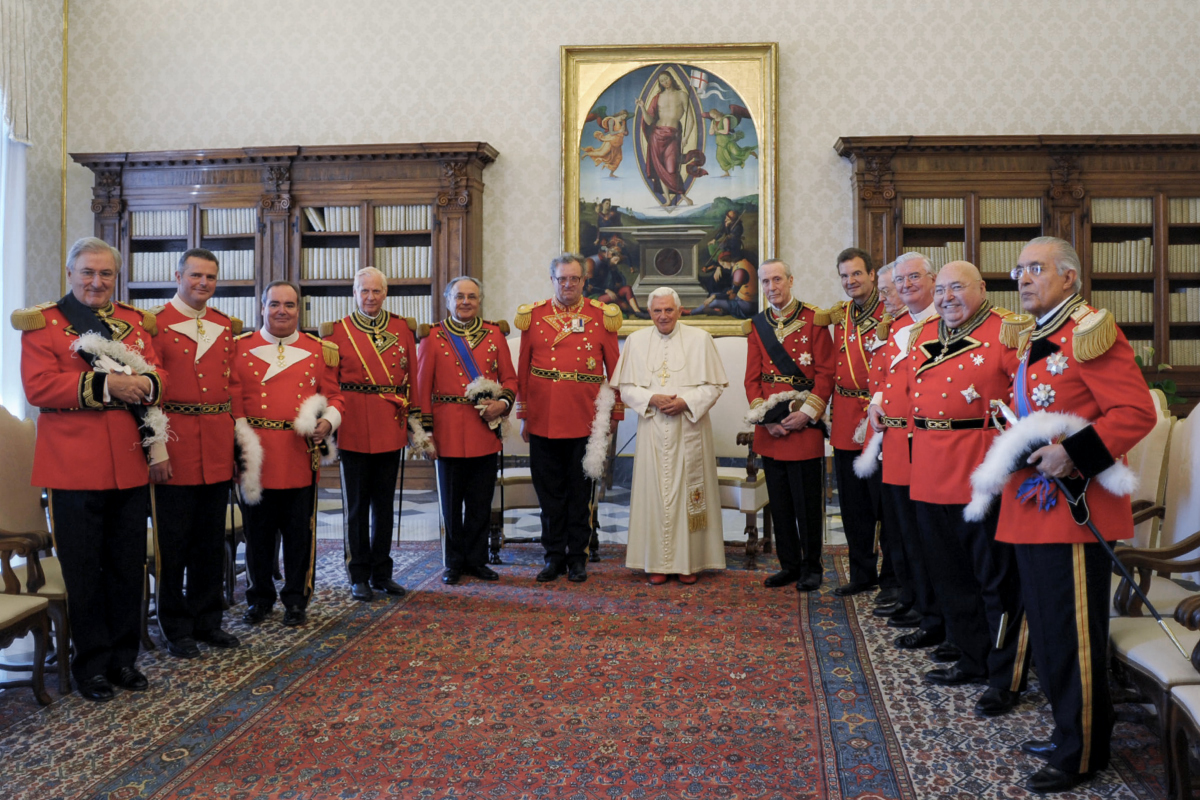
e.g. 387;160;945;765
499;388;516;408
145;372;164;406
79;372;106;410
421;412;433;433
1061;423;1116;479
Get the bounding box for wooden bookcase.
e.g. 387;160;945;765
835;135;1200;414
71;142;497;333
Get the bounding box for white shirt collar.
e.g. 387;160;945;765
654;322;681;341
170;294;207;319
1037;295;1074;327
258;326;300;346
358;309;380;320
909;302;937;322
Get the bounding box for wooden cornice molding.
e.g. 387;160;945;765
835;134;1200;158
71;142;499;172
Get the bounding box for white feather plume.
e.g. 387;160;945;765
964;409;1138;522
71;332;157;376
853;429;884;478
140;406;169;449
294;393;338;465
743;390;809;427
465;376;512;439
407;414;436;458
234;417;264;505
583;384;616;481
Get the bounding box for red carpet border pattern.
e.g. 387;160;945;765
0;543;1169;799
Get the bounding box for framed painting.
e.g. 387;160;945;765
562;43;777;336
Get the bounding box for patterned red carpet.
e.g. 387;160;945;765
0;542;1169;799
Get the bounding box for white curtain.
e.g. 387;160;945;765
0;0;30;416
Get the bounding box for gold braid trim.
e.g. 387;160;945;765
230;316;243;336
10;302;55;331
602;303;622;332
1073;308;1117;362
876;314;893;342
486;319;511;336
514;304;533;331
318;321;335;337
740;319;753;336
809;303;834;327
116;301;157;335
904;315;936;355
999;312;1035;349
825;302;846;327
417;323;431;340
321;339;340;368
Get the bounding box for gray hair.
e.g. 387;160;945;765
549;253;586;278
877;261;896;281
177;248;219;274
66;237;122;273
647;286;681;306
1026;236;1083;293
759;258;792;278
894;251;935;277
261;280;300;305
444;276;482;305
354;266;388;293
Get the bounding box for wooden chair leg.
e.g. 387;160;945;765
30;614;51;706
744;512;760;571
761;506;774;555
48;603;70;694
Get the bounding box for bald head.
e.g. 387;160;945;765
934;261;987;328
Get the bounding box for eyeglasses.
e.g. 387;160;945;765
893;272;929;286
554;276;583;285
1011;262;1046;279
933;282;976;296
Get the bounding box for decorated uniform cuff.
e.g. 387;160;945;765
514;400;527;419
421;412;434;433
610;401;625;420
321;406;342;433
799;395;826;420
144;372;164;406
1061;423;1116;479
499;388;516;409
80;372;105;410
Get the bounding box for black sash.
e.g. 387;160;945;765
752;310;805;380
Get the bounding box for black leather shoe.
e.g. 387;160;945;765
165;637;201;659
79;674;115;702
931;642;961;663
796;573;821;592
537;563;565;583
923;666;988;686
833;581;878;597
466;565;500;581
887;609;923;628
1020;740;1057;760
975;687;1020;716
873;588;901;606
195;629;240;649
242;604;270;625
371;578;407;596
108;666;149;691
763;570;800;588
872;603;901;618
351;582;374;601
1026;765;1093;794
442;569;462;585
894;629;944;649
282;607;307;627
567;563;588;583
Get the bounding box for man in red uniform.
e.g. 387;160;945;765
744;259;835;592
321;267;419;601
827;247;889;599
417;277;516;585
149;248;242;658
515;254;623;583
988;237;1156;794
15;237;166;701
865;253;951;654
233;281;344;628
905;261;1030;717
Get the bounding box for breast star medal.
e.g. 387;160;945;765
798;353;813;366
961;384;980;403
971;353;985;366
196;318;211;345
1031;383;1056;407
586;356;597;371
1046;353;1069;375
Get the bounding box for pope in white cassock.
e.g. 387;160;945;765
614;287;728;585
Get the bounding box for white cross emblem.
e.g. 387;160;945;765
1047;353;1069;376
971;354;984;366
800;336;808;344
310;377;316;386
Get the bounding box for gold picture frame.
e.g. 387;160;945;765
562;43;778;336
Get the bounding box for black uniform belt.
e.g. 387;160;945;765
760;373;814;388
162;401;232;415
530;366;604;384
246;417;294;430
882;416;907;428
432;393;475;405
835;385;869;399
340;382;399;394
913;416;987;431
39;404;127;413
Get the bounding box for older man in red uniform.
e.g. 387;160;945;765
905;261;1030;718
515;254;623;583
744;258;835;592
988;237;1156;794
417;276;515;585
15;237;166;701
827;247;889;599
322;267;419;602
233;281;344;628
149;248;242;658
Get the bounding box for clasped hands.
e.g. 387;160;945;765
649;393;689;417
106;372;154;405
766;408;810;438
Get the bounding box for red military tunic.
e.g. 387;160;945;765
321;311;418;454
867;309;915;486
906;306;1014;506
515;298;623;439
18;300;166;491
995;298;1157;544
829;291;886;451
233;329;345;490
415;317;516;458
152;296;241;486
744;299;835;461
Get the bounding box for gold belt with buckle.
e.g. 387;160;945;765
340;383;399;394
39;403;128;413
913;416;987;431
246;417;294;430
432;393;474;405
881;416;907;428
531;366;604;384
760;373;814;388
163;401;232;415
835;385;869;398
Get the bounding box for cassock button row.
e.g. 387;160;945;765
1061;337;1067;343
942;393;947;398
1031;374;1037;380
946;377;952;382
940;411;945;415
261;392;267;397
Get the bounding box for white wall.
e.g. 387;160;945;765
23;0;1200;320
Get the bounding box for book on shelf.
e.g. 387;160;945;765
1168;339;1200;367
131;210;188;238
1168;198;1200;225
1170;287;1200;322
1091;197;1152;225
1090;290;1155;323
373;204;434;232
304;207;326;232
1169;244;1200;273
901;242;964;271
902;197;964;226
980;241;1027;273
979;197;1042;226
1091;238;1153;274
202;207;257;237
131;251;186;282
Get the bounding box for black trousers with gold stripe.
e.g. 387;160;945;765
153;482;229;642
242;485;317;611
1015;541;1113;775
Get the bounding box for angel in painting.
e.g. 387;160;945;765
706;106;757;177
580;107;630;177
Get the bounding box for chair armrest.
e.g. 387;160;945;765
0;529;53;553
1116;528;1200;562
0;536;41;595
1113;539;1200;616
1131;504;1166;525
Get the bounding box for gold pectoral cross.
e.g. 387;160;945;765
658;359;670;387
276;343;287;368
196;318;210;345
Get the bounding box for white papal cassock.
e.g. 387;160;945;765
615;322;728;574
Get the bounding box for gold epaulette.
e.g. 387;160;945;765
230;317;243;337
403;316;417;333
905;315;936;355
486;319;511;336
826;302;847;327
876;313;893;342
808;303;834;327
10;302;55;331
998;312;1035;351
514;303;533;331
318;321;335;338
741;319;753;336
417;323;432;340
234;330;254;340
1073;308;1117;362
602;303;622;332
991;306;1013;317
147;303;167;316
117;301;158;335
320;338;340;368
